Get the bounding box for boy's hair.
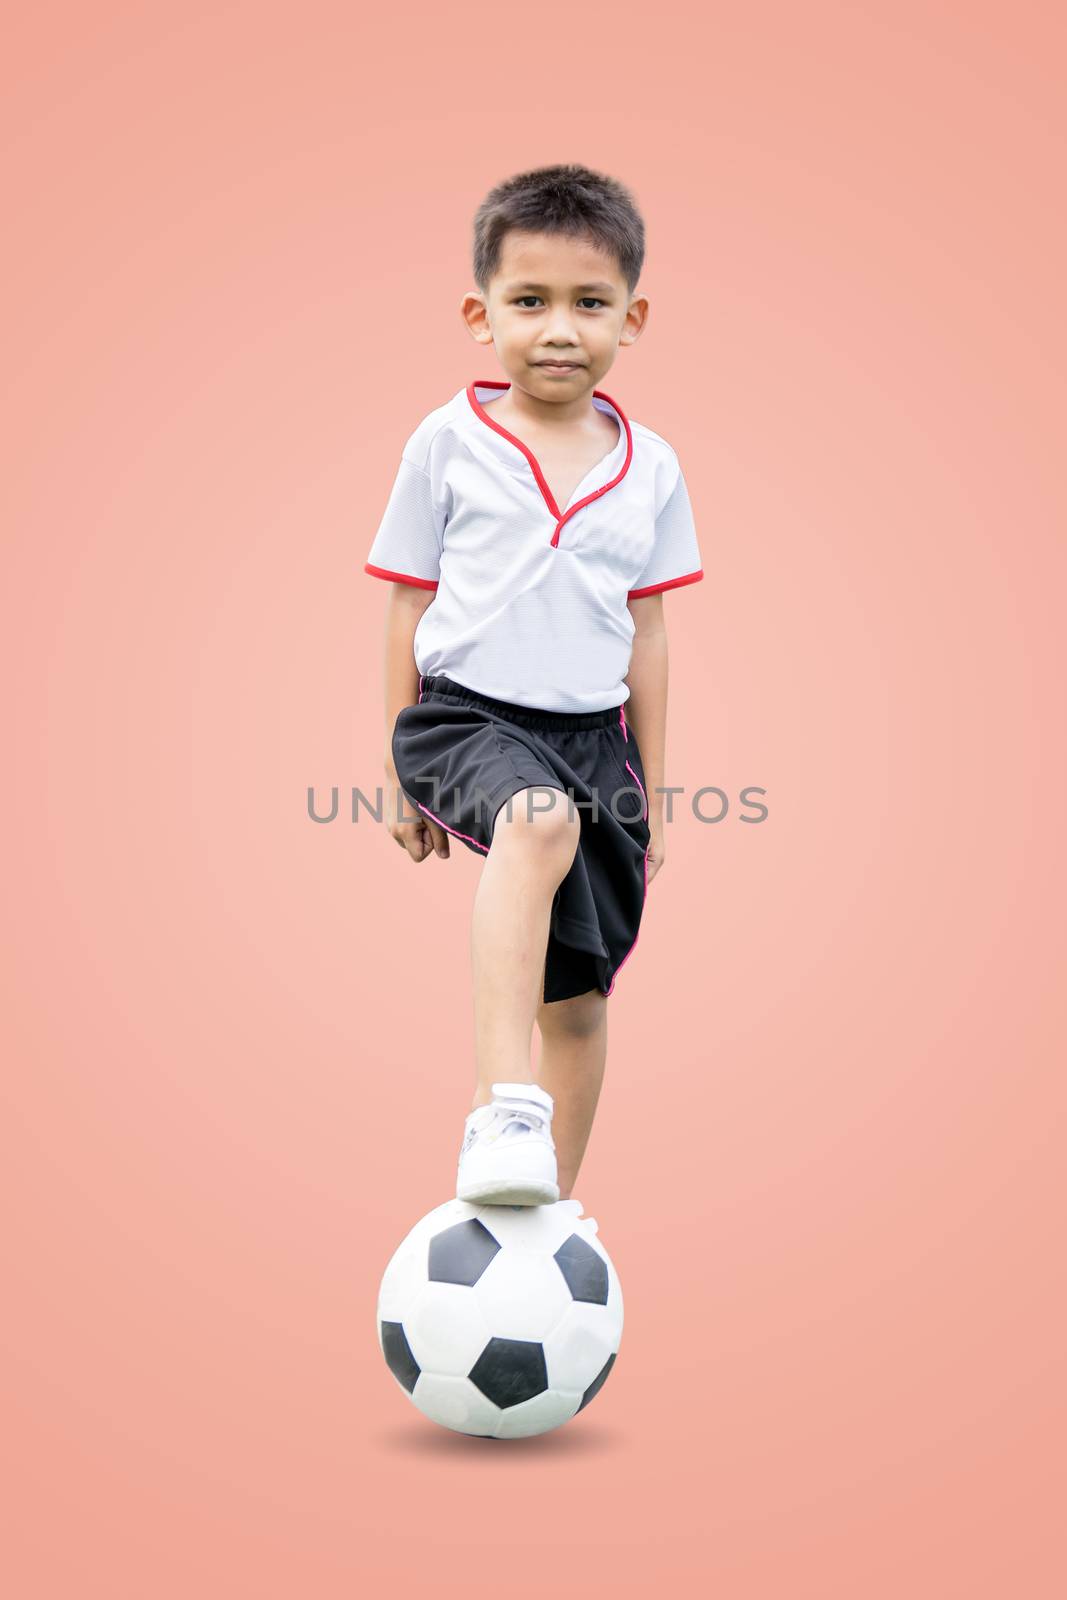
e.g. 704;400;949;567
472;163;645;298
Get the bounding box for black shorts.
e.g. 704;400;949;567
391;673;652;1004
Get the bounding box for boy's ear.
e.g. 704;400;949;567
461;291;494;343
618;293;650;347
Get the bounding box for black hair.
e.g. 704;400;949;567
472;163;645;297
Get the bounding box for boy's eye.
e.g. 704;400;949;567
513;296;606;310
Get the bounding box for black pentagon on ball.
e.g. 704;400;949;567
468;1337;548;1408
428;1218;501;1286
380;1321;420;1393
553;1233;609;1304
577;1351;616;1412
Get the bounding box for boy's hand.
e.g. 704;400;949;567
384;767;450;862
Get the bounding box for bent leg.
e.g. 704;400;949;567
469;786;580;1109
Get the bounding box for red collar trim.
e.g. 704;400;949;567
465;380;634;545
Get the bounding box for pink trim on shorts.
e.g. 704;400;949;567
411;796;489;855
625;759;648;821
606;835;649;997
604;698;647;996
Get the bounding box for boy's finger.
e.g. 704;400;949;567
430;822;450;858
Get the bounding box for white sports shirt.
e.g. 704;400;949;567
364;379;704;712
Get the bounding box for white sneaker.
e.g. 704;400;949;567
456;1081;560;1206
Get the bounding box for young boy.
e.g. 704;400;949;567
366;163;703;1208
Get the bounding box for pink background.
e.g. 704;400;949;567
3;4;1064;1596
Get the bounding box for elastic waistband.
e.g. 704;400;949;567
418;673;625;731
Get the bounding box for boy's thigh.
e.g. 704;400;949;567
393;705;566;853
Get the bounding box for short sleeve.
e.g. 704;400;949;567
627;460;704;599
364;455;444;591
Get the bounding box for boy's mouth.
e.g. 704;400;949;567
535;361;583;372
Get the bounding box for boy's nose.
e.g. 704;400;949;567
542;311;580;339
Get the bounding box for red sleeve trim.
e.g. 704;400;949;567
364;562;439;591
627;568;704;600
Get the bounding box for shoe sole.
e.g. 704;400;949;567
456;1176;561;1206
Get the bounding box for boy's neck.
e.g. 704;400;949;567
481;377;611;437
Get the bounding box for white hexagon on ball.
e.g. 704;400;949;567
412;1373;501;1436
473;1247;574;1343
405;1281;492;1378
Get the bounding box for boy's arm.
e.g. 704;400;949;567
622;593;668;832
377;582;450;863
382;583;434;775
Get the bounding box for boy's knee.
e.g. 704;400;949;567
493;787;580;849
538;987;607;1037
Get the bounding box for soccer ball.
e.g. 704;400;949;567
377;1197;623;1438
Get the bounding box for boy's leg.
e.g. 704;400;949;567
534;988;608;1201
469;786;580;1110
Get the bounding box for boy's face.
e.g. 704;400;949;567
463;230;647;402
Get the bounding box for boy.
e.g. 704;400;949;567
365;164;703;1207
